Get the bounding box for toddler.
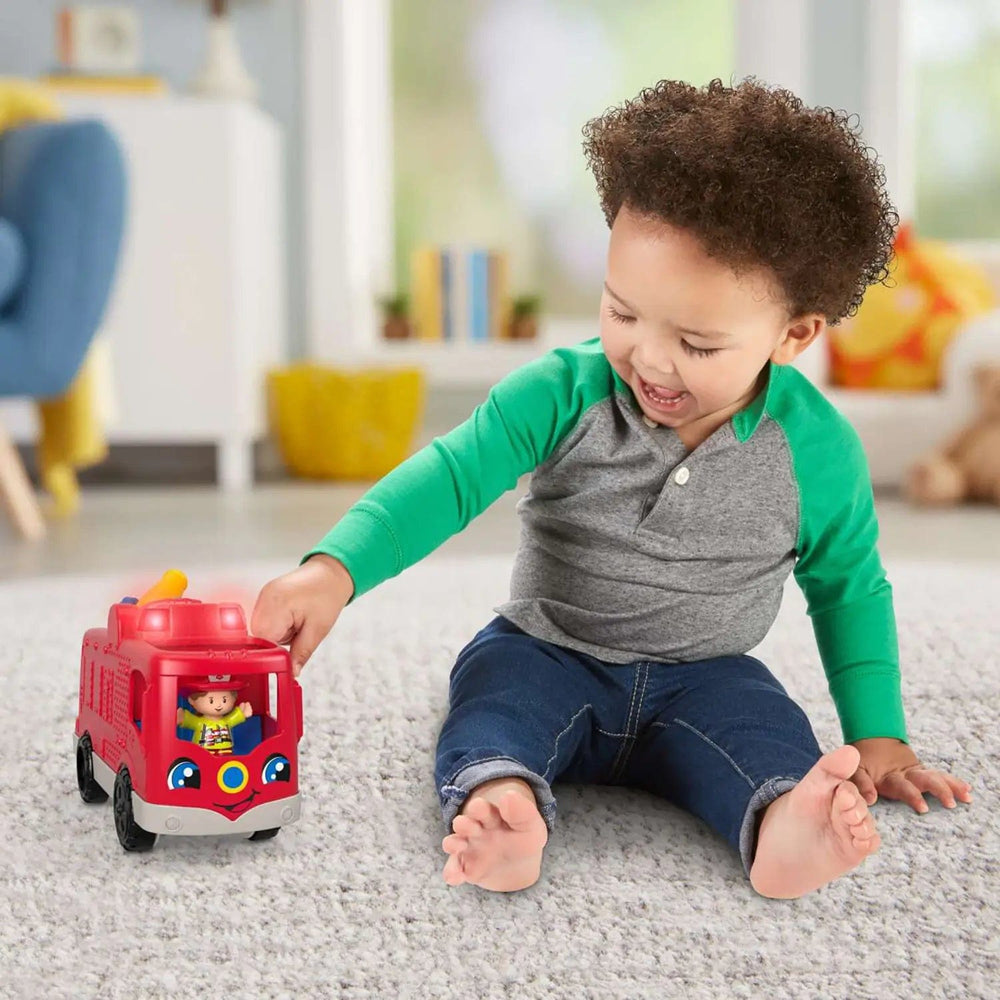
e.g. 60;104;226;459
252;78;972;899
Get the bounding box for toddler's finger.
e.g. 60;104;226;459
250;589;293;644
289;618;329;674
850;768;878;806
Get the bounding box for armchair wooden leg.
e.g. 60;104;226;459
0;419;46;540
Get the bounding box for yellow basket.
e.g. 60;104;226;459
267;364;425;480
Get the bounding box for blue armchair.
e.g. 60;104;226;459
0;118;126;395
0;118;126;538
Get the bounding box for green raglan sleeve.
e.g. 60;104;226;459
301;341;614;602
790;413;909;746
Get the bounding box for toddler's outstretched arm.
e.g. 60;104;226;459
251;554;355;675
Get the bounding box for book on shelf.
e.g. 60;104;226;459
410;245;512;343
41;72;168;95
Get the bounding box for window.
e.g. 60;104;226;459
268;671;278;716
391;0;735;317
176;675;271;756
130;671;146;737
911;0;1000;238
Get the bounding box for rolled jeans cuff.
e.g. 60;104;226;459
739;776;803;880
440;756;558;835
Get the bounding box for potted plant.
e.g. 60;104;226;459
509;294;541;340
379;293;412;340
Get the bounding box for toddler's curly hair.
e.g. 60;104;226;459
581;76;899;325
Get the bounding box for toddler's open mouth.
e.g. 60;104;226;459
639;378;690;412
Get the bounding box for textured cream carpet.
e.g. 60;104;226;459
1;555;996;1000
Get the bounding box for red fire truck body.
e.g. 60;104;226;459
74;596;303;851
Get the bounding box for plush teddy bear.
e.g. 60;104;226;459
904;363;1000;506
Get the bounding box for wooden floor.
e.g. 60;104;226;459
1;481;998;579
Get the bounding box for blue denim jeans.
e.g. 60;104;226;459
435;616;824;880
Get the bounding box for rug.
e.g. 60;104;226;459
1;555;996;1000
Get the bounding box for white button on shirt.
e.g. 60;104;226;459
674;466;690;485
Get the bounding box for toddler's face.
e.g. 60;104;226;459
600;205;824;436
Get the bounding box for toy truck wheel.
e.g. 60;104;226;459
248;827;280;841
113;767;157;852
76;734;109;803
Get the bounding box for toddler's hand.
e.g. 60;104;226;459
849;737;973;814
251;554;355;676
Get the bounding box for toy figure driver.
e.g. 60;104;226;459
177;676;253;755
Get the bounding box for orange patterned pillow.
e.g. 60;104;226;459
828;222;996;390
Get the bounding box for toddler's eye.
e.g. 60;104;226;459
607;306;634;324
682;341;720;359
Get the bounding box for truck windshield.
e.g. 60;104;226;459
174;673;282;756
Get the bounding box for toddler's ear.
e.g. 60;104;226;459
772;315;825;365
972;364;1000;399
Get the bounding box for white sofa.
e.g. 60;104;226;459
793;306;1000;489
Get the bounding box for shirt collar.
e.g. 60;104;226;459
732;361;777;442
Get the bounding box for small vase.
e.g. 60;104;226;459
190;14;258;101
382;316;412;340
509;316;538;340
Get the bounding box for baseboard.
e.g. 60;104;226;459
14;439;289;486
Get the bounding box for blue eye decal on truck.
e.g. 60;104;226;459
167;757;201;790
262;753;291;784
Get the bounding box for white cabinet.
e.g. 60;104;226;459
0;94;288;490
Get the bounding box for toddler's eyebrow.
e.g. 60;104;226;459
604;282;733;341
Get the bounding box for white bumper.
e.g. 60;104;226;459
78;733;301;836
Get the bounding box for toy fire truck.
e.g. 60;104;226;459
74;570;303;851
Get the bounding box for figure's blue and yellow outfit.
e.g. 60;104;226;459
179;707;247;755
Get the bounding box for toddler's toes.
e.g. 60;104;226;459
442;852;466;886
442;834;468;855
842;802;868;827
849;815;875;843
452;814;482;839
464;797;501;829
853;830;882;856
497;790;543;832
835;781;862;816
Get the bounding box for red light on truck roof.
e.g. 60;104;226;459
140;609;168;630
220;607;245;629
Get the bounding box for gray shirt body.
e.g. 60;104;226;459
497;390;797;663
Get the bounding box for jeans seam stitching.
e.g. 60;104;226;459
652;717;757;789
543;703;593;783
609;666;640;778
610;662;648;780
615;662;650;778
608;667;640;778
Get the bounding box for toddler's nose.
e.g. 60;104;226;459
632;342;677;381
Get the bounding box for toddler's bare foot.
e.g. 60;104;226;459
750;744;881;899
441;777;548;892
